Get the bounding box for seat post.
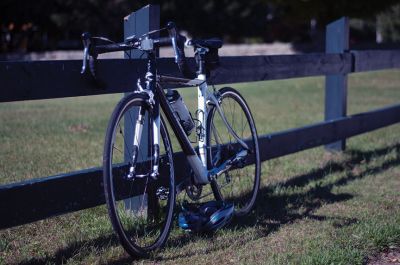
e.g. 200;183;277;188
195;47;208;76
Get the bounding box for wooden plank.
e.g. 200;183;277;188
0;59;146;102
211;53;352;84
324;17;349;151
0;53;352;103
0;157;189;229
352;50;400;72
262;103;400;160
1;103;399;229
0;167;104;229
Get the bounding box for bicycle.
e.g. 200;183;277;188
81;22;260;258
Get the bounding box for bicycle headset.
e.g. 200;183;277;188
178;201;234;232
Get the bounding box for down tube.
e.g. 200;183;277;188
156;84;209;185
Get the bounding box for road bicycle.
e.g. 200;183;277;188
81;22;260;258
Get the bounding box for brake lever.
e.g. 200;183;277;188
81;32;91;74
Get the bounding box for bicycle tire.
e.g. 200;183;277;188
103;93;175;257
206;87;260;216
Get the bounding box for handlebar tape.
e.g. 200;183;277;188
154;37;172;47
93;43;132;54
167;22;197;79
89;55;97;79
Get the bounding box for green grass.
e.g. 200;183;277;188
0;69;399;264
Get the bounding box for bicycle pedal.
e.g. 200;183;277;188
156;186;169;200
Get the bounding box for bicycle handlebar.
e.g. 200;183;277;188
81;22;196;79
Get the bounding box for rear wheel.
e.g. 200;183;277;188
206;87;260;216
103;93;175;257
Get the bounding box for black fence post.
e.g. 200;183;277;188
122;5;160;213
124;5;160;59
324;17;349;151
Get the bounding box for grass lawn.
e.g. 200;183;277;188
0;69;399;264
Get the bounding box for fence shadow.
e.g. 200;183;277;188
18;142;400;264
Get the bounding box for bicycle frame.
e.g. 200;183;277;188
135;53;249;187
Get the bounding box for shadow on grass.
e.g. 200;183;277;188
161;142;400;261
18;233;124;265
232;142;400;231
19;142;400;264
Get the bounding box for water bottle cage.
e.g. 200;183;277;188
194;109;206;141
167;90;195;135
175;111;194;136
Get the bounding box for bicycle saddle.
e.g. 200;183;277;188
189;38;223;49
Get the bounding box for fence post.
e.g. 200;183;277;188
123;5;160;215
324;17;349;151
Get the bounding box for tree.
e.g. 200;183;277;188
1;0;399;52
377;3;400;42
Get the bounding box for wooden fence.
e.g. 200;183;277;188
0;5;399;229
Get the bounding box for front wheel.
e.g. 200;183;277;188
103;93;175;257
206;87;261;216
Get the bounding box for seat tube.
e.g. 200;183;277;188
197;74;208;167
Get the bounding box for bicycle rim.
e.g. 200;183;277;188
103;94;175;257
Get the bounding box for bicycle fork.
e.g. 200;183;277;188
127;82;161;180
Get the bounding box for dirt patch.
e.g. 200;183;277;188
67;123;89;133
368;248;400;265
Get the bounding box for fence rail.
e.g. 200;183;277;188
2;103;400;229
0;5;399;229
3;51;400;103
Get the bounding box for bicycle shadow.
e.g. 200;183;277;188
18;142;400;264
